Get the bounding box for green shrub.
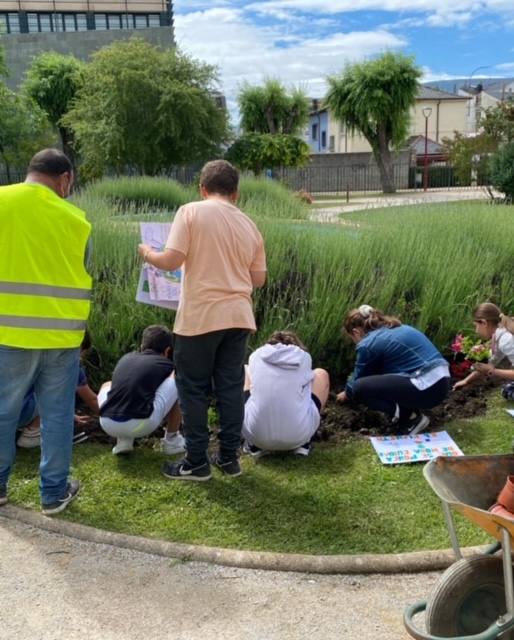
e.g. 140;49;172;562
83;176;196;211
238;177;309;220
490;142;514;200
77;193;514;383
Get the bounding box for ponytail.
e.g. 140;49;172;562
343;305;401;337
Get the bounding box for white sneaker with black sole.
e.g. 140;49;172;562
42;480;80;516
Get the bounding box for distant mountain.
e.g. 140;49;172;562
423;77;514;96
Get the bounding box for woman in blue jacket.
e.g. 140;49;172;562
337;305;450;434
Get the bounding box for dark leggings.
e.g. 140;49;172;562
352;374;450;423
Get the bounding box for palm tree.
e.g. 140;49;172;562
326;53;421;193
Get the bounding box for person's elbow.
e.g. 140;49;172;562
161;249;186;271
250;270;267;288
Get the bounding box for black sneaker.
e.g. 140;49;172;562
0;485;7;506
211;453;242;477
162;459;212;482
242;441;270;459
42;479;80;516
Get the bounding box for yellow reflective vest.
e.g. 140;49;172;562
0;182;92;349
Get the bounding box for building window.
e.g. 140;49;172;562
122;13;134;29
321;131;327;148
108;14;121;30
76;13;87;31
64;14;76;31
27;13;39;32
329;135;335;152
53;13;63;31
135;14;147;28
2;12;21;33
148;14;160;26
39;14;52;32
95;14;107;30
311;123;318;141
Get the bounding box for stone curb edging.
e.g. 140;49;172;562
0;504;486;575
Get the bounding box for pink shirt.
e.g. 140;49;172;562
166;198;266;336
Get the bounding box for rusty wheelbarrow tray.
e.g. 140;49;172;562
404;454;514;640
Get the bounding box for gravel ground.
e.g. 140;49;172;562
0;517;439;640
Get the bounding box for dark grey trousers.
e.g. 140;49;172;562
173;329;249;466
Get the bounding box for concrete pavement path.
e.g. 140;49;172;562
0;517;438;640
312;187;490;222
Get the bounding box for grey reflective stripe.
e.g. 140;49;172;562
0;281;91;300
0;315;86;331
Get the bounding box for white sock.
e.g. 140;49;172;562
165;431;179;441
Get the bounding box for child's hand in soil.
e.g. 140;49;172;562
336;391;348;403
452;379;468;391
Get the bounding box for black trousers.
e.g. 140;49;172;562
173;329;249;466
352;374;450;424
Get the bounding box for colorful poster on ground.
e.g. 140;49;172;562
135;222;181;310
370;431;464;465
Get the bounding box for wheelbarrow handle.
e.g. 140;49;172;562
403;600;514;640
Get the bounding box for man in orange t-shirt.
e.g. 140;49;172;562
138;160;266;480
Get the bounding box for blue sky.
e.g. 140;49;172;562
174;1;514;117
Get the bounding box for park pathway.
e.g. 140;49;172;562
0;516;437;640
312;187;490;223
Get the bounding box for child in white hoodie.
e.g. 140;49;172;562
242;331;329;457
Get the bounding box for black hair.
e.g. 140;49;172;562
200;159;239;196
27;148;73;177
141;324;173;354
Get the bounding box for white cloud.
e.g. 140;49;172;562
495;62;514;72
246;0;514;28
175;8;407;121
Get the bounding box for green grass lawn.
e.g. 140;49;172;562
7;393;514;555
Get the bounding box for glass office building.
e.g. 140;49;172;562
0;1;172;34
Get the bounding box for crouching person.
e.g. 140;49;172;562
98;325;185;455
337;305;450;435
242;331;329;457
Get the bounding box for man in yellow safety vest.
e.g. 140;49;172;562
0;148;92;515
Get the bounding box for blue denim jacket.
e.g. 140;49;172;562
345;325;447;396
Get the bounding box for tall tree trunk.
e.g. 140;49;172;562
59;126;76;168
373;127;396;194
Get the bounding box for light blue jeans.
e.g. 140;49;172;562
0;345;79;504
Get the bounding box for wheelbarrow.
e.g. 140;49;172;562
404;454;514;640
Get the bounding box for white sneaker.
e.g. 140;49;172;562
17;427;41;448
160;433;186;455
112;438;134;455
408;414;430;436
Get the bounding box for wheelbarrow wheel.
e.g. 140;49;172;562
426;555;514;638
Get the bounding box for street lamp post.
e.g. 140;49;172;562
422;106;432;192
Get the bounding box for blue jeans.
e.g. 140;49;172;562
0;346;79;503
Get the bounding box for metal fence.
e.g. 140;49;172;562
0;163;491;194
274;163;491;195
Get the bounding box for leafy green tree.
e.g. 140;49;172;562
490;142;514;200
232;80;310;175
23;52;85;162
482;100;514;144
326;53;421;193
226;132;310;175
63;38;229;179
239;80;309;135
0;44;8;78
0;86;54;182
443;132;496;185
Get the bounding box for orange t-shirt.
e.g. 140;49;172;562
165;198;266;336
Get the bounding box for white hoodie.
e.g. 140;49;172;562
243;343;320;450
